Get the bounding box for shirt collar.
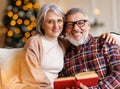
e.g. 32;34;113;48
70;34;94;50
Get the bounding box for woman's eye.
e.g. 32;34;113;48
58;19;63;23
48;20;54;24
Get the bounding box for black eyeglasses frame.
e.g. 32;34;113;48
65;20;88;29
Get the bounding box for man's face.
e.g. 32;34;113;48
65;12;91;46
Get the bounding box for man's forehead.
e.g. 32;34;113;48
66;12;85;21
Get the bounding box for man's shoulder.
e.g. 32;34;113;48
88;36;105;46
93;36;106;44
94;36;119;49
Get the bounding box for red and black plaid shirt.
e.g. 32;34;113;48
59;34;120;89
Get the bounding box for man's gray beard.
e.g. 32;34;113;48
66;31;89;46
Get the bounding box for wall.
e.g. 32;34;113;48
0;0;7;23
38;0;120;36
0;0;120;37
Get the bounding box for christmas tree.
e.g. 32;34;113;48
3;0;39;48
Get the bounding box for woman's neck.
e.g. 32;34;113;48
44;35;58;41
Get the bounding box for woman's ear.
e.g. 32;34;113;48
41;24;44;29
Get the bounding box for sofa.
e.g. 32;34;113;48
0;34;119;88
111;33;120;45
0;48;23;89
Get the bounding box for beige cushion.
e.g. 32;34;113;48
111;34;120;47
0;48;23;88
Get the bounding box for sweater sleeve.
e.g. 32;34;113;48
20;35;52;89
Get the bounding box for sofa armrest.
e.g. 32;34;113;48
0;48;23;88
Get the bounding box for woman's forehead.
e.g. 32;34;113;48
45;10;63;19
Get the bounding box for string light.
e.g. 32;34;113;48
10;20;16;26
13;14;18;20
24;19;30;25
16;0;22;6
7;30;14;37
17;18;23;25
7;11;13;17
3;0;39;47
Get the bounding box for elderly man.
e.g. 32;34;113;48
59;8;120;89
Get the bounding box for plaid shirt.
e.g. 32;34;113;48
59;34;120;89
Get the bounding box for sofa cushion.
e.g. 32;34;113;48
0;48;23;88
111;33;120;47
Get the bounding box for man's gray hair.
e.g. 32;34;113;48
65;8;89;21
36;4;65;35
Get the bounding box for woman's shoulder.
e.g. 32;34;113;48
24;34;42;48
26;34;42;44
29;34;41;40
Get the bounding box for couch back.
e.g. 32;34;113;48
111;33;120;46
0;48;23;88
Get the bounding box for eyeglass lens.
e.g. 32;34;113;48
65;20;87;29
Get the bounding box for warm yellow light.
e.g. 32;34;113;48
22;37;28;42
27;3;33;9
24;19;30;25
8;11;13;17
7;30;13;37
10;20;16;26
25;32;30;38
23;5;28;11
27;25;33;30
17;18;23;25
94;8;100;15
16;0;22;6
14;28;20;34
13;14;18;20
31;21;36;27
33;3;39;9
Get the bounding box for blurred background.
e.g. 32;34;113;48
0;0;120;48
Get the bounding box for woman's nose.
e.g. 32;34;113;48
54;22;59;28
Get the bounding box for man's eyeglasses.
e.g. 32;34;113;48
65;20;87;29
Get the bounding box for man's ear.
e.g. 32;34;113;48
87;21;91;31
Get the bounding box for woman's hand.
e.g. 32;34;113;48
65;83;88;89
80;83;88;89
65;86;80;89
65;87;76;89
101;33;116;44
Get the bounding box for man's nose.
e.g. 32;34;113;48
73;23;80;29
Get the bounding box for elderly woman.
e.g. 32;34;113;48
20;4;65;89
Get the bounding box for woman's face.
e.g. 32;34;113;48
42;10;64;39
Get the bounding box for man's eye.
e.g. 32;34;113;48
77;21;84;25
